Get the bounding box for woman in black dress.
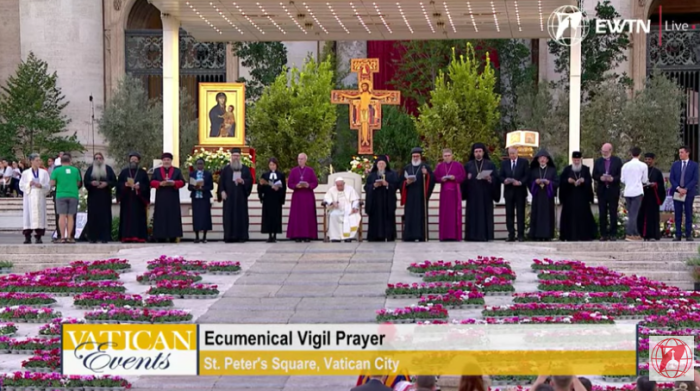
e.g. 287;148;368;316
258;157;286;242
188;158;213;243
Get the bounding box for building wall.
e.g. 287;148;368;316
18;0;106;159
0;0;21;88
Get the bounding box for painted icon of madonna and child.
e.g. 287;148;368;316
209;92;236;138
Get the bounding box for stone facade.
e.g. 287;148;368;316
0;0;21;89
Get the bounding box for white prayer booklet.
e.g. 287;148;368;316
476;170;492;180
189;178;203;186
298;181;309;187
233;171;241;182
273;180;282;186
673;191;687;202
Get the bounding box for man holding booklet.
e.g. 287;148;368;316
150;153;185;243
20;153;51;244
462;143;500;242
670;145;699;241
188;158;214;243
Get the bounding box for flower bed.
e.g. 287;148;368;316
477;277;515;294
73;268;121;281
376;304;449;323
643;313;700;329
0;307;60;323
418;290;485;308
513;290;700;305
136;268;202;284
0;322;17;336
0;260;13;273
207;261;241;274
147;256;207;272
73;292;174;309
21;352;61;372
0;280;125;294
70;258;131;271
39;318;84;337
8;337;61;353
407;257;510;274
482;303;685;318
1;372;131;390
531;259;586;271
0;293;56;307
146;280;219;298
386;281;478;297
537;279;632;292
84;307;192;324
422;267;516;282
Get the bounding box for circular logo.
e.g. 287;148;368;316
547;5;590;46
650;338;694;379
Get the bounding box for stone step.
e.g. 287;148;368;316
562;251;697;262
0;243;135;254
2;254;117;272
580;261;691;271
549;241;700;252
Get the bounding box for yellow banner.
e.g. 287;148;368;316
62;324;197;351
198;350;637;376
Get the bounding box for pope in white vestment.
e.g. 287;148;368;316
20;154;51;244
324;177;361;241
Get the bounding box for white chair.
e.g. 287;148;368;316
323;171;364;242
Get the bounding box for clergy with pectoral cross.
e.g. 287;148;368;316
218;147;253;243
462;143;501;242
116;152;151;243
150;152;185;243
324;177;361;242
559;151;597;241
434;148;466;241
528;149;558;241
401;147;435;242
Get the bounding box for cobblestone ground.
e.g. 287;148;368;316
0;241;655;390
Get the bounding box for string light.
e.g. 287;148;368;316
420;2;435;33
233;2;265;35
396;2;413;34
280;2;307;34
327;3;350;34
490;1;500;32
304;2;329;34
188;2;222;35
538;0;544;31
257;2;286;34
513;1;522;32
350;3;371;34
466;2;478;32
443;2;456;33
208;1;243;35
373;2;392;34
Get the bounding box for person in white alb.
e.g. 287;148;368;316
620;147;648;241
324;177;361;242
20;154;51;244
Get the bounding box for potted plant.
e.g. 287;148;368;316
687;256;700;291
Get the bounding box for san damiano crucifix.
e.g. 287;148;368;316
331;59;401;155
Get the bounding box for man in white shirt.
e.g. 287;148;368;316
323;177;361;242
1;159;12;197
620;147;648;241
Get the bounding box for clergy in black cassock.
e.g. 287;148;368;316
84;152;117;243
528;149;558;241
558;151;597;241
638;153;666;241
462;143;501;242
188;158;213;243
218;147;253;243
116;152;151;243
258;157;286;243
365;155;399;242
150;153;185;242
401;147;435;242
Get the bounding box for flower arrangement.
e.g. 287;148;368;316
0;292;56;307
531;259;586;271
84;306;192;324
1;372;131;390
0;306;60;322
21;352;61;372
422;267;516;282
70;258;131;271
513;290;700;305
0;322;17;336
207;261;242;274
147;256;208;272
350;156;375;179
144;295;175;308
418;290;485;308
453;312;614;324
385;281;478;297
73;268;121;281
0;280;125;294
146;280;219;298
137;268;202;284
643;313;700;329
39;318;84;336
73;292;174;308
476;277;516;293
186;147;253;177
9;337;61;352
376;304;449;323
408;257;510;274
482;303;690;318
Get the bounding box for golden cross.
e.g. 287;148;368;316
331;58;401;155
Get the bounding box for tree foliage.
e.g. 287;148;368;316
248;56;337;176
548;0;632;94
233;42;288;102
178;88;199;168
515;80;570;161
0;52;83;160
494;39;537;133
374;106;421;171
414;44;501;163
580;81;628;158
98;76;162;168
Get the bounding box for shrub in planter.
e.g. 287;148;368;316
0;322;17;336
207;261;241;274
21;353;61;371
0;306;60;322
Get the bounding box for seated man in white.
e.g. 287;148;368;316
324;177;361;242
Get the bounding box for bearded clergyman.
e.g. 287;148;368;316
116;152;151;243
218;147;253;243
558;151;597;241
84;152;117;243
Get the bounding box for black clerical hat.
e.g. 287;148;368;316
128;152;141;159
161;152;173;160
230;147;242;154
645;152;656;159
411;147;423;155
572;151;582;158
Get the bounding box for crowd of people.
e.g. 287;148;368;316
12;142;699;244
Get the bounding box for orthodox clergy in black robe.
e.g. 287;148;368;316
558;152;597;241
84;154;117;243
116;152;151;243
401;147;435;242
528;149;558;241
258;157;286;242
637;153;666;240
218;148;253;243
150;153;185;242
365;155;399;242
188;160;214;243
462;143;501;242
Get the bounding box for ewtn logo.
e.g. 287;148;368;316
595;19;650;34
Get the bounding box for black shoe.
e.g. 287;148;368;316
609;237;616;242
331;240;341;243
266;238;274;243
23;237;31;244
687;237;694;242
89;241;96;244
35;237;43;244
673;237;682;242
599;237;607;242
517;237;524;242
506;237;515;242
303;239;310;242
295;239;302;243
202;239;207;243
194;239;200;243
343;239;352;243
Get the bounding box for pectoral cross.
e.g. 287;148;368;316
331;58;401;155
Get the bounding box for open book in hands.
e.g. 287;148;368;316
476;170;492;180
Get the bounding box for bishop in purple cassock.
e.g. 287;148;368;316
433;149;466;241
286;153;319;241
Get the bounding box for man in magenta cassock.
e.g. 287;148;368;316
286;152;318;242
434;148;466;241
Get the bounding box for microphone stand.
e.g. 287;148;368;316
89;95;95;156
